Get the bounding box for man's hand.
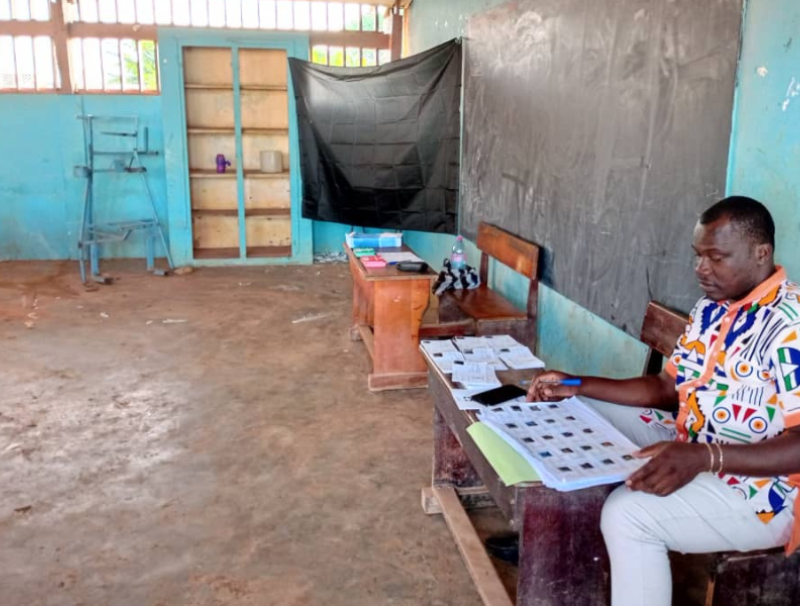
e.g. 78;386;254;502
626;441;707;496
526;371;581;402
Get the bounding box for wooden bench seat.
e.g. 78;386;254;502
447;285;527;321
423;222;540;350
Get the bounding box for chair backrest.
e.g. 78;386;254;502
639;301;689;375
476;222;539;282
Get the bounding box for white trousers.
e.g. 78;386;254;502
582;398;794;606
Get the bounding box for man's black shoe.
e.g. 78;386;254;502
485;534;519;565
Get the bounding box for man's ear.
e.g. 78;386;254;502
754;242;772;265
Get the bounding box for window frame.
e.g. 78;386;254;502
0;0;401;95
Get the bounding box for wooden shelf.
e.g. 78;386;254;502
247;245;292;258
242;127;289;135
194;247;240;259
193;208;239;217
246;208;291;217
185;83;233;90
188;128;287;135
185;48;293;262
185;84;286;92
190;169;236;179
192;208;289;217
190;170;289;179
243;170;290;179
187;127;235;135
241;84;288;91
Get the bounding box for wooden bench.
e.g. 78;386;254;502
641;301;796;606
423;222;540;351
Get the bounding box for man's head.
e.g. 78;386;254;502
693;196;776;302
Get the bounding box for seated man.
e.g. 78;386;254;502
527;196;800;606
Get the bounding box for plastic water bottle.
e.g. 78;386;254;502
450;236;466;270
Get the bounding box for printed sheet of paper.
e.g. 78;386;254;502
477;397;646;491
450;388;488;410
498;345;545;370
428;350;465;374
460;347;508;371
379;252;424;264
482;335;524;349
420;339;459;355
451;361;501;388
453;336;491;351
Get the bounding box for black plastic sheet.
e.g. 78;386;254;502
289;40;461;234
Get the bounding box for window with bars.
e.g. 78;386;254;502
0;0;56;90
70;1;393;33
310;45;390;67
70;37;158;93
0;0;399;94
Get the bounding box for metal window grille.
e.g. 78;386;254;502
72;1;392;33
0;0;399;94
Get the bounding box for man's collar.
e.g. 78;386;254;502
714;266;786;310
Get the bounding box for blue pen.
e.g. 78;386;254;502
519;378;582;386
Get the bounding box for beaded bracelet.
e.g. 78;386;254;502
704;442;715;473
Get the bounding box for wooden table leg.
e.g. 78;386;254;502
516;485;612;605
368;279;430;391
348;255;373;341
433;406;484;488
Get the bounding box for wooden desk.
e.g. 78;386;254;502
421;351;612;605
345;245;437;391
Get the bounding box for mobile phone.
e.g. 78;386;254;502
471;384;528;406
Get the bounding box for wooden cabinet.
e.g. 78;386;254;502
177;42;299;262
161;31;311;266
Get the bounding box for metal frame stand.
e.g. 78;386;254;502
75;114;174;284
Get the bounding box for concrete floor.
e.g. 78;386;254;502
1;260;712;606
1;261;519;606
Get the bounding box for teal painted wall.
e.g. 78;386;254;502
406;0;647;377
0;95;166;261
0;29;322;263
727;0;800;283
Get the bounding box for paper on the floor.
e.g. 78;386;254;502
467;422;541;485
498;345;545;370
451;361;501;388
476;397;646;491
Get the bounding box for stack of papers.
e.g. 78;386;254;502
450;388;491;410
419;334;543;403
451;361;501;388
420;339;465;374
476;397;646;491
497;346;545;370
461;347;508;371
378;251;424;264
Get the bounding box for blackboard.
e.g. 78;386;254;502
461;0;743;335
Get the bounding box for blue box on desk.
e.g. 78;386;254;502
345;231;403;248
